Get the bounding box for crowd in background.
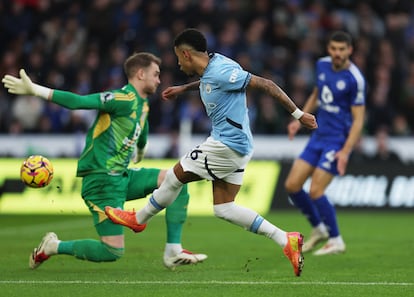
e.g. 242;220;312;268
1;0;413;141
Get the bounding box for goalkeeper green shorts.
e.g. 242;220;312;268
81;168;160;236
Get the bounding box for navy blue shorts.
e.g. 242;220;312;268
299;135;344;176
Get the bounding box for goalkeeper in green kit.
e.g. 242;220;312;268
2;52;207;270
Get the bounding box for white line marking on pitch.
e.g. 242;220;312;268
0;280;412;286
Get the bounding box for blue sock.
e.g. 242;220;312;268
313;195;339;237
289;189;322;227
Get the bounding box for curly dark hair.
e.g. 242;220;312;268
173;28;207;52
329;31;353;46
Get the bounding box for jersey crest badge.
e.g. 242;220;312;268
100;92;114;104
336;80;346;90
205;84;212;94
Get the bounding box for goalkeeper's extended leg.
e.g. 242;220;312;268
163;184;207;269
123;168;207;268
29;233;123;269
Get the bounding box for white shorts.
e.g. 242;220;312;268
180;137;252;185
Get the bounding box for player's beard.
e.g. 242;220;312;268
333;56;347;70
180;64;197;76
180;67;191;75
144;85;158;96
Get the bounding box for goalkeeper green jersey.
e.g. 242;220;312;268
51;84;149;176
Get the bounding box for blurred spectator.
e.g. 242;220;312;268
366;64;395;133
0;89;12;132
40;15;62;54
215;18;243;58
164;130;180;159
82;43;105;91
40;100;70;133
56;16;86;64
356;2;385;38
1;1;32;47
0;50;20;82
242;17;270;74
85;0;116;57
349;137;371;164
103;44;128;90
11;95;44;132
191;0;221;32
399;61;414;130
370;126;403;163
392;113;411;136
254;93;287;134
25;49;48;82
114;0;143;48
179;93;211;134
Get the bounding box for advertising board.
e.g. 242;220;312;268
0;158;279;215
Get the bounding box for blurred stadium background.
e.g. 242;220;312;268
0;0;413;211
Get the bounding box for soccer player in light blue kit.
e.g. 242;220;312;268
285;31;366;255
105;28;318;276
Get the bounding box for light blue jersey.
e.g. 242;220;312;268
199;53;252;155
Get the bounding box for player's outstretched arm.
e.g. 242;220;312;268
161;80;200;100
162;86;186;100
2;69;52;99
248;75;317;130
3;69;102;110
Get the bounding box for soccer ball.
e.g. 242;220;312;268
20;155;54;188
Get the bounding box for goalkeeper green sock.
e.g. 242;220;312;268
58;239;124;262
165;184;189;244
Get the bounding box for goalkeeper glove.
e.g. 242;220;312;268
2;69;51;99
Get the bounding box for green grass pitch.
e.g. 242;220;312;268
0;210;413;297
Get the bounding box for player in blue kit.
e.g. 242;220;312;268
285;31;366;255
105;28;318;276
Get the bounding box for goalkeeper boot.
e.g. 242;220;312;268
313;237;346;256
283;232;305;277
104;206;147;233
302;227;329;253
29;232;59;269
163;249;208;270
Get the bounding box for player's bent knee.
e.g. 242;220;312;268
164;168;183;190
213;202;235;221
308;190;324;200
99;242;124;262
284;178;301;193
72;241;124;262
